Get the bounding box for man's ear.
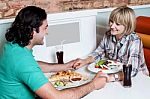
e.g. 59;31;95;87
32;28;37;36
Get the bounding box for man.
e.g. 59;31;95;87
0;6;107;99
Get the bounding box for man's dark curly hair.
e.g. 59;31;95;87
5;6;47;47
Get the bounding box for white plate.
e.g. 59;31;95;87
87;60;123;74
51;77;92;90
47;72;93;90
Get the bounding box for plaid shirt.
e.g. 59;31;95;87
91;32;149;77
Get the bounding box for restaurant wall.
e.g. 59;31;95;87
0;5;149;63
96;5;150;45
0;0;150;19
0;10;97;63
0;23;11;54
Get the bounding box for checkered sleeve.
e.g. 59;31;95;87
89;34;107;61
128;40;149;77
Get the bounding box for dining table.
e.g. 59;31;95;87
45;65;150;99
77;66;150;99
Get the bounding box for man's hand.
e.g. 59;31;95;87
73;56;94;70
91;71;107;90
64;59;77;70
72;58;87;69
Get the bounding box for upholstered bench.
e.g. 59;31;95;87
135;16;150;73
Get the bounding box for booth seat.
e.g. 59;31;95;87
135;16;150;73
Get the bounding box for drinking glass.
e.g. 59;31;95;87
123;64;132;88
56;45;64;64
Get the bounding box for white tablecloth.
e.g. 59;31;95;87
77;67;150;99
45;66;150;99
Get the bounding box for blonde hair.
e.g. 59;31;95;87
109;6;136;34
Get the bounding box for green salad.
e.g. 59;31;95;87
95;60;108;69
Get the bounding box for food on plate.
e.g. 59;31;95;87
95;60;109;69
95;60;107;66
87;59;123;73
53;80;67;87
49;70;88;87
95;60;120;70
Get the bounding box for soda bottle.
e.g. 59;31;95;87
123;64;132;88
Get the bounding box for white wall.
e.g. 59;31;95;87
96;5;150;45
0;23;11;53
0;10;97;63
0;5;149;63
33;10;97;63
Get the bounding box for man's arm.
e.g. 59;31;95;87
38;61;64;73
35;71;107;99
35;81;94;99
38;60;76;73
73;56;95;69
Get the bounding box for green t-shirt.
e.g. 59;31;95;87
0;42;49;99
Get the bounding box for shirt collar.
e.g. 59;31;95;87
112;33;133;45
